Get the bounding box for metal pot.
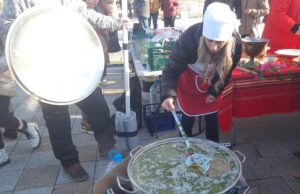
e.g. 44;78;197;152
118;138;247;194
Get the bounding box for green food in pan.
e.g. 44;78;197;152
131;140;240;194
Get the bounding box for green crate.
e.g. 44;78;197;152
147;41;175;71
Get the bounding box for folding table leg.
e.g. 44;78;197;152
232;126;237;147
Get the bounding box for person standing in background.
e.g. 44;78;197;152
161;0;179;27
203;0;242;19
262;0;300;53
239;0;269;38
149;0;161;29
100;0;119;18
134;0;150;30
263;0;272;22
119;0;134;18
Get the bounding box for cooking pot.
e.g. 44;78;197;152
117;138;247;194
6;6;104;105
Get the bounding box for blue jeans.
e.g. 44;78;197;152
148;12;159;29
138;16;149;30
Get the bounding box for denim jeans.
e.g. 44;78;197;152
138;16;149;30
148;12;159;29
181;112;219;142
0;95;21;149
40;87;115;167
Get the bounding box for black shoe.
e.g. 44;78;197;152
98;144;117;158
62;163;89;182
3;128;18;139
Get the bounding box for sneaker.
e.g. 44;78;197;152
0;148;10;167
290;171;300;183
22;123;41;149
80;120;94;134
3;128;18;139
62;163;89;182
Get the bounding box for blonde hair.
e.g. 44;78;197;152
197;35;235;93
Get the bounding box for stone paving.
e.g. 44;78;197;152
1;14;300;194
1;62;300;194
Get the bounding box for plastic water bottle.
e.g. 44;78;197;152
105;150;123;174
150;79;160;112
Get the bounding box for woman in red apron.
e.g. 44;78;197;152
161;2;242;142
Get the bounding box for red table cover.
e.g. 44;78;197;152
218;63;300;132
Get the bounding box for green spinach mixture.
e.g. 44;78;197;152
131;140;239;194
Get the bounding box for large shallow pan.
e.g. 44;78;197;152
6;6;104;105
118;137;245;194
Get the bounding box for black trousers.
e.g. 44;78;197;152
0;95;21;149
164;16;176;27
181;112;219;142
40;87;115;167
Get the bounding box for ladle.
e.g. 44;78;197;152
171;111;210;172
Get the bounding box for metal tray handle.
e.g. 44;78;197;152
243;186;251;194
117;176;138;194
234;150;246;164
129;146;143;158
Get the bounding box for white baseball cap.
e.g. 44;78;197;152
203;2;240;41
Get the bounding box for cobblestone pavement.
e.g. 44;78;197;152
1;15;300;194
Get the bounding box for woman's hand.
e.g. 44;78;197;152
296;26;300;35
205;94;216;104
161;97;175;111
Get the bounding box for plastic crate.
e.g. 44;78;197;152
143;103;175;135
147;41;175;71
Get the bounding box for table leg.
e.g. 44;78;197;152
232;126;237;147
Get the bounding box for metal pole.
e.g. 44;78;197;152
122;0;130;117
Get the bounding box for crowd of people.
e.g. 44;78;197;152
0;0;299;187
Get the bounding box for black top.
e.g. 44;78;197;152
161;22;242;100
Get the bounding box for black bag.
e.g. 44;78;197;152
113;75;142;129
108;31;121;53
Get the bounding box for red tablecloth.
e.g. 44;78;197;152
218;64;300;132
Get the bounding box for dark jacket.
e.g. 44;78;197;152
161;23;242;100
203;0;242;19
